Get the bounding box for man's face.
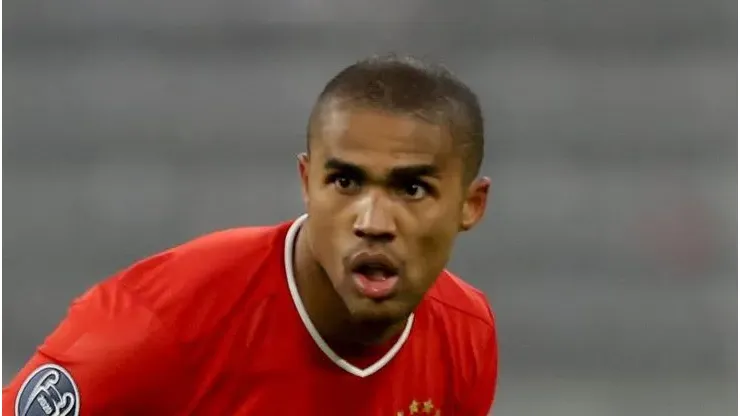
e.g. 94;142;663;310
299;105;489;324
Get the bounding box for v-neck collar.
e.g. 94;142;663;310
283;214;415;378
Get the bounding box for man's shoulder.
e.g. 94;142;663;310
424;270;495;330
104;218;295;339
116;221;286;286
169;221;287;259
421;271;497;401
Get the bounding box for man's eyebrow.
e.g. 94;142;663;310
324;157;439;179
324;157;365;173
388;164;440;179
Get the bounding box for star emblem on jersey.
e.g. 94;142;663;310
396;399;439;415
15;363;80;416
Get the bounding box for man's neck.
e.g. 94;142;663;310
292;223;405;349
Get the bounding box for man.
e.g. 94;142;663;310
4;54;497;415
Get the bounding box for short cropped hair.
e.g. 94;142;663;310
308;54;485;181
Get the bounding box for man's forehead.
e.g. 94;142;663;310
312;106;459;167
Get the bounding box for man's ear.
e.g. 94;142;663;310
460;176;491;231
297;152;310;207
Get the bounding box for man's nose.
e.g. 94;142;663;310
353;194;396;243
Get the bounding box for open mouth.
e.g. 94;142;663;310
352;261;399;280
349;254;401;299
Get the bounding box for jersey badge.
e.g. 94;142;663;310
15;363;80;416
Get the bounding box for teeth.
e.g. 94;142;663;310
356;266;392;280
366;273;388;281
355;262;396;279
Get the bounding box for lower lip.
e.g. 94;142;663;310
352;273;400;299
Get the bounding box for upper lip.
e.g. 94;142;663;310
348;251;400;275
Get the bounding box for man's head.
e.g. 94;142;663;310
298;54;490;326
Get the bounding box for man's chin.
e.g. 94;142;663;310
345;297;410;325
343;304;411;346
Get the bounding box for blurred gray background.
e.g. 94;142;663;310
3;1;737;414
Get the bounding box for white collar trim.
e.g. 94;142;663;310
284;214;414;378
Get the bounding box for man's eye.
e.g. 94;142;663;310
335;177;353;188
400;183;428;200
330;175;360;193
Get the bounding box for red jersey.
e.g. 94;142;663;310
4;215;498;415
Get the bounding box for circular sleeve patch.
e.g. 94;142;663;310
15;363;80;416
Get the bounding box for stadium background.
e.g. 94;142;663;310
3;0;736;414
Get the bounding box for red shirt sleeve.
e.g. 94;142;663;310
457;313;499;415
3;280;182;415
